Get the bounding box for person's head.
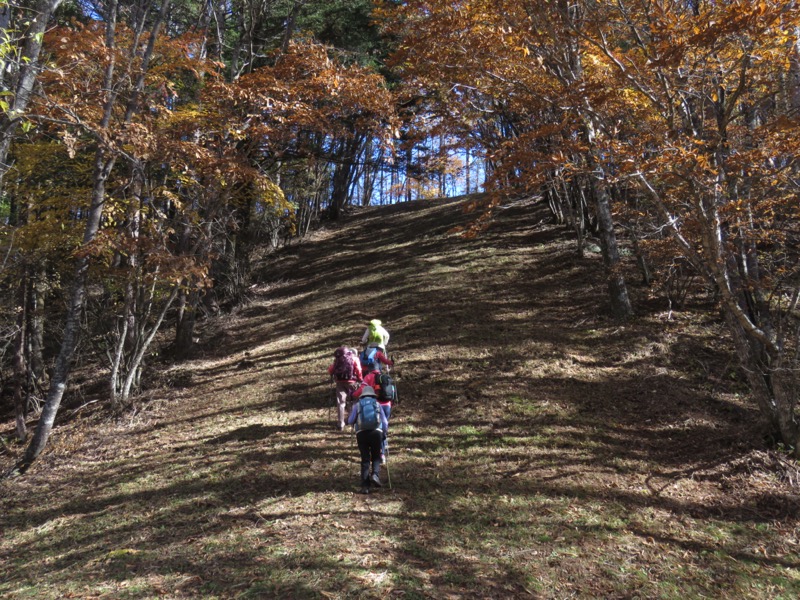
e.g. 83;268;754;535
360;385;377;398
369;319;382;328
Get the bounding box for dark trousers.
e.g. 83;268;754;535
356;429;383;486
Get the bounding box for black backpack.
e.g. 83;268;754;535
377;373;396;402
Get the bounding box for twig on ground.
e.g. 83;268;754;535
67;399;102;417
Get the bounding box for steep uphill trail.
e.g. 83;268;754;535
1;195;798;599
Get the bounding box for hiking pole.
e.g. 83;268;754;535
389;355;399;405
328;375;337;428
386;358;395;490
385;450;392;490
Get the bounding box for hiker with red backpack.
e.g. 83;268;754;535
327;346;363;431
346;385;389;494
353;351;396;464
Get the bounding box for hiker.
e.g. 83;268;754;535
359;345;393;375
359;348;395;442
346;385;389;494
353;348;396;463
350;347;362;369
352;370;396;464
361;319;390;352
327;346;363;431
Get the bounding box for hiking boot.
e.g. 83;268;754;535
359;486;370;495
371;472;382;488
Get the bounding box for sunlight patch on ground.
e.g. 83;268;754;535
3;196;799;599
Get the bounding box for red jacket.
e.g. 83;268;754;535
363;350;394;374
352;371;392;404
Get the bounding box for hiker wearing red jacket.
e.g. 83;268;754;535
352;365;395;464
352;371;380;400
359;347;393;375
328;347;363;431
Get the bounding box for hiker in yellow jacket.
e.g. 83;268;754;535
361;319;390;352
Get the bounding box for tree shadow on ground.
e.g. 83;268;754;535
3;195;799;599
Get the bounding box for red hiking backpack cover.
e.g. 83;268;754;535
332;346;356;381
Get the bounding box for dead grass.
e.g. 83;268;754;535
1;195;799;599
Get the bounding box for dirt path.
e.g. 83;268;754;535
2;195;799;599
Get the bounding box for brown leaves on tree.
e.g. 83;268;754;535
380;0;800;450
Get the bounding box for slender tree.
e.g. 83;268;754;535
8;0;175;475
0;0;64;191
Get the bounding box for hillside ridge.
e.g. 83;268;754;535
2;195;799;599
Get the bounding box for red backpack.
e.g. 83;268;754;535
332;347;356;381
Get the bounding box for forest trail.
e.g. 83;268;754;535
2;195;799;599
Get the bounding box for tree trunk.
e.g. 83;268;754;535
0;0;65;190
13;276;28;442
465;147;471;194
585;150;633;320
546;186;565;225
593;182;632;319
12;252;93;474
630;232;651;287
789;27;800;114
329;135;362;218
281;1;303;54
175;289;198;359
561;179;585;256
109;285;133;404
28;270;47;389
361;140;377;206
405;145;413;202
723;310;799;453
0;5;11;91
121;285;179;402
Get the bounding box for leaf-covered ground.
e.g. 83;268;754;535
2;195;799;599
